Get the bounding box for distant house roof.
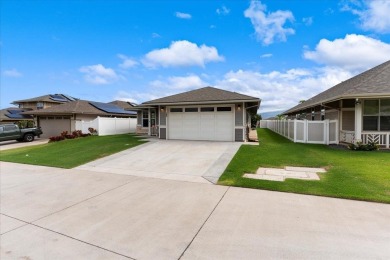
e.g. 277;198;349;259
22;100;136;117
141;86;260;105
12;94;77;105
284;60;390;114
0;107;33;121
108;100;137;110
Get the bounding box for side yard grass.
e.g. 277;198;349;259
0;134;147;168
219;128;390;203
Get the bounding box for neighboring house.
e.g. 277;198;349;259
136;86;261;142
283;60;390;146
108;100;137;110
12;94;77;110
22;100;136;138
0;107;33;124
1;94;75;124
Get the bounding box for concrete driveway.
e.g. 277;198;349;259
76;140;241;184
1;162;390;260
0;138;49;151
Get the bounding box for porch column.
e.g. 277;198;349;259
354;101;362;143
148;108;151;136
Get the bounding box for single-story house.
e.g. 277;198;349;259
283;60;390;146
135;86;261;142
108;100;137;110
23;100;136;138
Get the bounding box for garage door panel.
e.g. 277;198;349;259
168;107;233;141
40;119;71;138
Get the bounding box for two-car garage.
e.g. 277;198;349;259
167;106;234;141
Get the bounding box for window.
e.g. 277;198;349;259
142;110;148;127
185;107;198;112
170;108;183;112
363;99;390;131
217;107;232;112
4;125;17;131
201;107;214;112
37;102;44;109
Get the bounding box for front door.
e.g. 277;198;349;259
150;109;157;136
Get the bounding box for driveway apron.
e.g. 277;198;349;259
75;140;241;184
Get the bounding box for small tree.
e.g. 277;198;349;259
17;120;34;129
251;113;261;128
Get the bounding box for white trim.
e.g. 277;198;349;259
143;99;260;106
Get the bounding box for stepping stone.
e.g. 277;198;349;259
243;173;284;181
264;169;309;178
285;166;326;173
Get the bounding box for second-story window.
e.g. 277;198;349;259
37;102;44;109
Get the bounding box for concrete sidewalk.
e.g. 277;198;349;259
1;162;390;259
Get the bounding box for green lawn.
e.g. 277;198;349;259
219;128;390;203
0;134;147;168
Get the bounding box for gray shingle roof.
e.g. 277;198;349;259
142;86;260;105
284;60;390;114
21;100;136;117
12;94;76;104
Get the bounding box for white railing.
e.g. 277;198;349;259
75;117;137;136
362;132;390;148
260;119;338;145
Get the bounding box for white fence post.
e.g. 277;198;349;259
325;119;329;145
304;120;308;143
293;120;297;142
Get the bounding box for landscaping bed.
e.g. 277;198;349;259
218;128;390;203
0;134;146;168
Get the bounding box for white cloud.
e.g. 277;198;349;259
175;12;192;19
303;34;390;71
142;40;224;68
150;75;207;90
114;90;157;105
79;64;119;85
152;33;161;38
302;17;313;26
343;0;390;33
215;67;352;112
216;6;230;15
117;54;138;69
244;0;295;45
3;68;22;77
260;53;272;58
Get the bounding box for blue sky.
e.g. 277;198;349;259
1;0;390;113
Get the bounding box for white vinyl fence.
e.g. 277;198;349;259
75;117;137;136
260;119;339;145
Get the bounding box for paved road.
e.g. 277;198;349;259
1;162;389;259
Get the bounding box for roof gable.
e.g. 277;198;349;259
142;86;260;105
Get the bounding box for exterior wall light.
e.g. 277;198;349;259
355;98;361;105
237;105;241;111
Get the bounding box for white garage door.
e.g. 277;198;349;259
39;116;71;138
168;106;234;141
